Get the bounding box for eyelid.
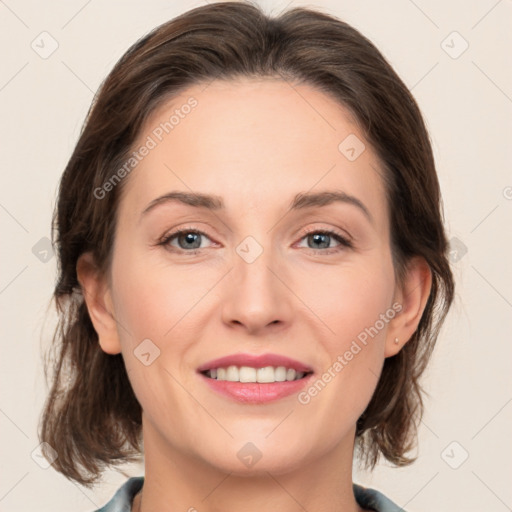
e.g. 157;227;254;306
157;225;217;250
294;226;353;252
297;225;352;243
157;223;354;253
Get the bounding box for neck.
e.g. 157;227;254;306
136;418;365;512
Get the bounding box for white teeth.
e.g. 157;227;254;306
274;366;287;382
239;366;257;382
226;365;239;382
257;366;275;383
206;365;308;382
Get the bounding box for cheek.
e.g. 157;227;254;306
333;271;393;344
109;250;203;428
298;253;396;411
303;253;395;347
110;245;212;343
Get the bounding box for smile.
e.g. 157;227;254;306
202;365;311;382
197;353;315;403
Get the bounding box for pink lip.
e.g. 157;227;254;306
197;353;314;404
197;353;313;373
199;373;314;404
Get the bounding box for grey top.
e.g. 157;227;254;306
93;476;405;511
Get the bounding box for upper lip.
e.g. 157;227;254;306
197;353;314;373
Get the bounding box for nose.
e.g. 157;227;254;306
220;244;293;335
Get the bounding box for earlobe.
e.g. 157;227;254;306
76;252;122;355
385;256;432;358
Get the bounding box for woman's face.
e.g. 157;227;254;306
102;78;404;474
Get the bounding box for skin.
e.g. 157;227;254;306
78;78;431;512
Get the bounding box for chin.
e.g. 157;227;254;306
199;439;312;476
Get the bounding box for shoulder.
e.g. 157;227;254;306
91;477;144;512
353;483;405;512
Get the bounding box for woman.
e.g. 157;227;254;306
38;2;454;511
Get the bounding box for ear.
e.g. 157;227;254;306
76;252;122;355
385;256;432;357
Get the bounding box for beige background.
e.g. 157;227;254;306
1;0;511;511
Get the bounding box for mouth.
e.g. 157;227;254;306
200;366;313;382
197;353;314;403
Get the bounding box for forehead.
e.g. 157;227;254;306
119;78;388;229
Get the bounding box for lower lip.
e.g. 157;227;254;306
199;373;313;404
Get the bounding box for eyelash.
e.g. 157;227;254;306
157;226;353;256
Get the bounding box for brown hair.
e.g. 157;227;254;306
39;0;454;487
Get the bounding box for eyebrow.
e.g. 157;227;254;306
140;190;373;224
